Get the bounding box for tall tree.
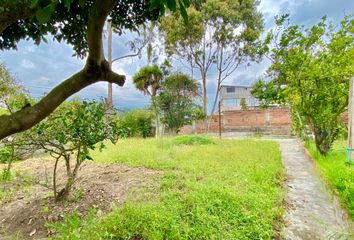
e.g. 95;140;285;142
157;73;203;133
0;0;190;140
253;15;354;155
133;64;164;136
160;0;263;131
105;22;152;109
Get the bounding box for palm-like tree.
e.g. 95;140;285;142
133;64;163;137
133;64;163;98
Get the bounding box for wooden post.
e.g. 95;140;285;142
218;100;222;139
107;21;113;109
348;77;354;162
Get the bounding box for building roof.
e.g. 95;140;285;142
220;85;252;88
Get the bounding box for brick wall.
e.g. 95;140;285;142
180;108;292;135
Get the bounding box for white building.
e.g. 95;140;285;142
220;85;259;111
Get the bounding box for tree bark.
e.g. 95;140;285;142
53;156;60;201
107;21;113;109
0;69;125;139
201;72;208;132
208;84;221;131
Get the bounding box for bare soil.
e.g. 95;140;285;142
0;158;160;239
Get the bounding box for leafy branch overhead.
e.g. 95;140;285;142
0;0;190;140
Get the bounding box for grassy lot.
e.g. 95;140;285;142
306;141;354;219
51;136;284;239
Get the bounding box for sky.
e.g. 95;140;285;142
1;0;353;113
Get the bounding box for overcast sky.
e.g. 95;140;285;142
1;0;353;112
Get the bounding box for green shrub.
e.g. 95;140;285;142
0;146;13;181
173;135;215;145
0;146;11;164
117;110;153;138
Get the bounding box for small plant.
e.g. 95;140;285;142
73;188;85;202
24;100;119;201
240;98;249;110
173;135;215;145
42;205;50;214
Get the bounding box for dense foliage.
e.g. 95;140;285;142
133;64;164;97
160;0;263;120
252;15;354;155
157;73;204;133
116;110;154;138
0;0;190;57
0;63;30;113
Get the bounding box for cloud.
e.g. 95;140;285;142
21;59;35;69
2;0;353;112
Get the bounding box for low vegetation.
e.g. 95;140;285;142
50;137;284;239
116;110;154;138
173;135;215;145
306;140;354;219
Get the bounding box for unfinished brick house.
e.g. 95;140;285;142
180;85;292;135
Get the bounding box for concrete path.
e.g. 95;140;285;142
278;139;351;240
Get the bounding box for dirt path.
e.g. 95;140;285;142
278;139;351;239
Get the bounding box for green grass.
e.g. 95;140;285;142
50;136;284;239
173;135;215;145
0;107;8;116
306;140;354;219
0;170;36;204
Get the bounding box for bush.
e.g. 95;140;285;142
24;100;118;201
117;110;153;138
173;135;215;145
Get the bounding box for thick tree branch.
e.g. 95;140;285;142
0;0;127;140
87;0;117;64
0;67;125;139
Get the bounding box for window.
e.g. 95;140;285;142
226;87;235;93
227;99;237;106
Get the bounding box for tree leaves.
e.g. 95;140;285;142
166;0;177;11
259;15;354;155
35;2;55;23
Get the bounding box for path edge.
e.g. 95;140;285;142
298;139;354;233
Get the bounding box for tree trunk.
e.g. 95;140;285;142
208;84;220;131
201;72;208;133
348;76;354;161
55;154;82;201
313;125;337;156
107;21;113;109
208;42;224;132
53;156;60;201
